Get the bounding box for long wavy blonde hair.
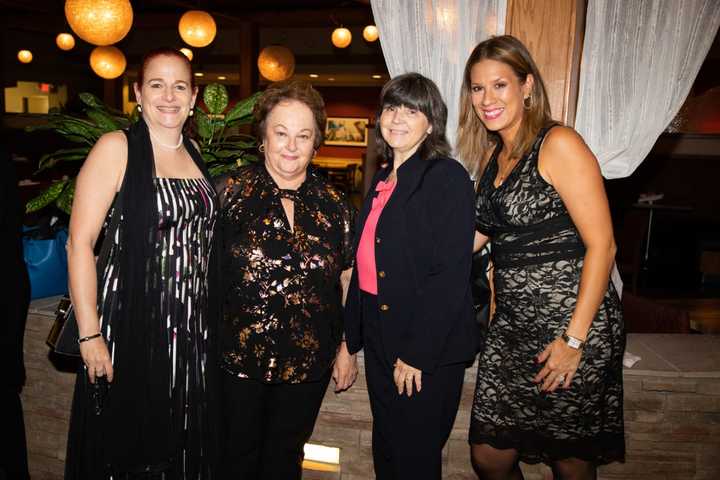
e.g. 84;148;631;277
456;35;555;179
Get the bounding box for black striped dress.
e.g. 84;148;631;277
67;177;217;479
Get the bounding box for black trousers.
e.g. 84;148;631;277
220;370;331;480
362;292;466;480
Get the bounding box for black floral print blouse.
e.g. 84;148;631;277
216;163;355;384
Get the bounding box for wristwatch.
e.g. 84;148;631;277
562;332;585;350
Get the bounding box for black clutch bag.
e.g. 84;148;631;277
471;245;492;352
46;295;80;357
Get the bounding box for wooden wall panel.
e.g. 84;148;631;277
505;0;585;125
237;21;258;101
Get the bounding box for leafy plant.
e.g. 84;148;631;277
25;84;259;214
195;83;260;176
24;92;131;214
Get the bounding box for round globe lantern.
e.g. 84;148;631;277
257;46;295;82
65;0;133;46
90;46;127;79
56;33;76;51
17;50;33;64
178;10;217;48
363;25;379;42
331;27;352;48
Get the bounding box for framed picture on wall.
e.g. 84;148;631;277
324;117;369;146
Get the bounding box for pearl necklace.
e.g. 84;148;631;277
148;127;183;150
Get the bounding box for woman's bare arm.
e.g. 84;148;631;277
534;126;616;391
67;131;127;382
539;126;615;341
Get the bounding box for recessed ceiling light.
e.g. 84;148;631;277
372;74;382;79
194;72;204;77
328;77;335;82
309;74;319;78
217;75;227;80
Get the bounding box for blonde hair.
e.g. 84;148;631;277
456;35;556;178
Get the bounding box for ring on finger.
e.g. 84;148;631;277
556;374;566;383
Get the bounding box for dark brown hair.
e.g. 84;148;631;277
253;80;327;150
375;72;451;162
456;35;556;178
136;47;195;89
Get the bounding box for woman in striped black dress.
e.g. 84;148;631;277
65;48;219;479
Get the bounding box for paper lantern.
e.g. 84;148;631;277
65;0;133;46
363;25;379;42
257;46;295;82
56;33;76;51
178;10;217;48
180;48;193;61
90;46;126;79
331;27;352;48
17;50;33;64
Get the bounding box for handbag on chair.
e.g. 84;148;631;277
22;221;69;299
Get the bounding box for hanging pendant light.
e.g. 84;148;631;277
178;10;217;48
257;46;295;82
363;25;379;42
17;50;33;64
180;48;193;61
331;27;352;48
56;33;76;51
90;46;127;79
65;0;133;46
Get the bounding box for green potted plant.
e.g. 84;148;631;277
25;83;260;214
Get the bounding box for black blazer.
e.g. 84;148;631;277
344;152;476;374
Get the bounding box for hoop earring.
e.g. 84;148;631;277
523;96;532;110
258;143;265;153
137;104;142;113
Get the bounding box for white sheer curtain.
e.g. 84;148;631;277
370;0;506;150
575;0;720;179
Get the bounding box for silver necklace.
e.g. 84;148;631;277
148;127;183;150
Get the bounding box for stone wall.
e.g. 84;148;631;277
21;307;720;479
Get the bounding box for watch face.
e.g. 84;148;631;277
568;337;582;349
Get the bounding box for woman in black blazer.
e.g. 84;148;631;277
344;73;476;479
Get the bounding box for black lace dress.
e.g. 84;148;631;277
470;127;625;464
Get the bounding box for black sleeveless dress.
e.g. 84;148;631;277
470;127;625;464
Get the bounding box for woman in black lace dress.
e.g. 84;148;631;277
456;36;624;479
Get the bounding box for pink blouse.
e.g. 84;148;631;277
356;178;396;294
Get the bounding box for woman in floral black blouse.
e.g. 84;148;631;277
215;80;357;479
